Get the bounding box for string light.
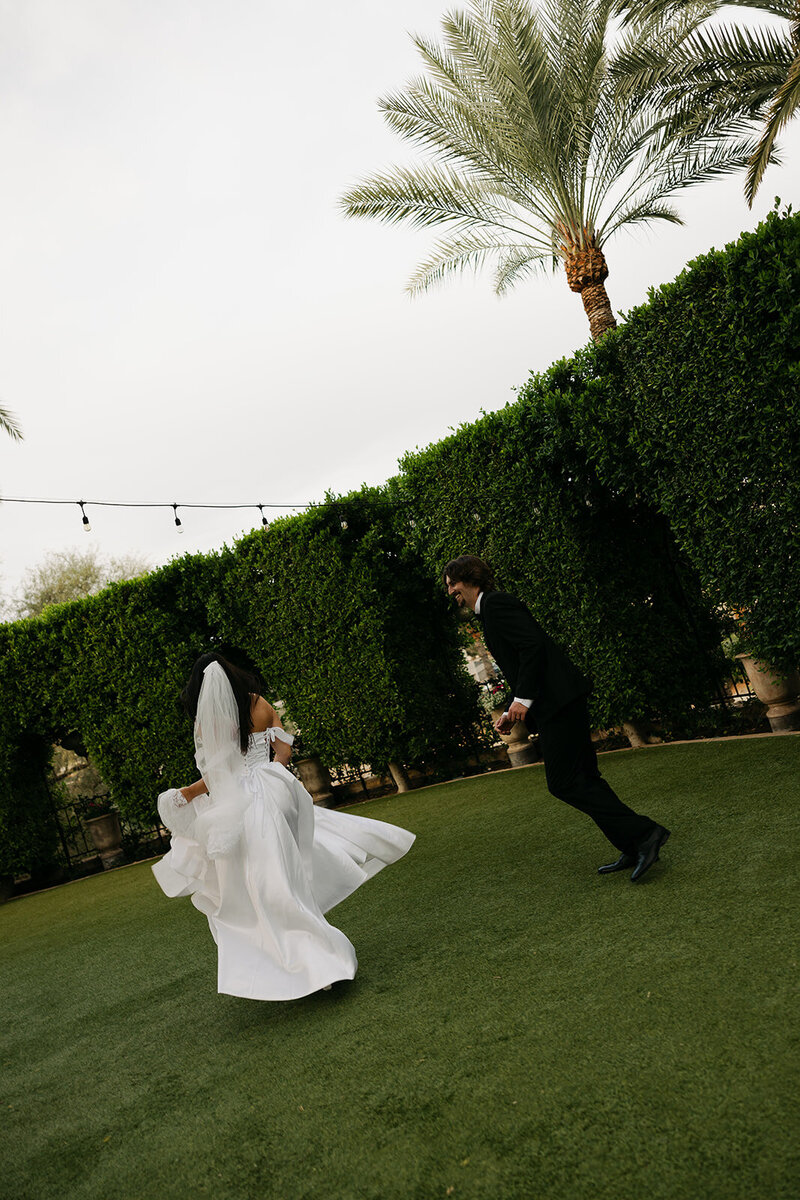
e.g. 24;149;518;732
1;495;410;532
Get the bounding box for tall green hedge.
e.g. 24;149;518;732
574;204;800;668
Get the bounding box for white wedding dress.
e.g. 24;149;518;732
152;666;415;1001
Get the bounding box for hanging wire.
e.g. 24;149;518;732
1;497;321;511
0;495;412;533
1;495;323;534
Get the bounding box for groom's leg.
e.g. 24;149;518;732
537;697;655;854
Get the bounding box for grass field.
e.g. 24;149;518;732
2;736;799;1200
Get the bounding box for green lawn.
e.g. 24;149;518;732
2;736;799;1200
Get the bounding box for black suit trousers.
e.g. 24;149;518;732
535;696;654;854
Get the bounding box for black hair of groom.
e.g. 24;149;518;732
442;555;497;592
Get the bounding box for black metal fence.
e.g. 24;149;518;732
48;791;168;875
328;763;396;803
721;657;758;704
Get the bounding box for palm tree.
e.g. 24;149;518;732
340;0;760;340
1;404;22;441
617;1;799;206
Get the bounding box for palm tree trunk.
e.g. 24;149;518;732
562;240;617;342
579;279;617;341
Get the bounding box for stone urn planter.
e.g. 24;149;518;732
735;655;800;732
295;756;335;806
85;812;125;868
491;706;540;767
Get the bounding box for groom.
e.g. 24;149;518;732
443;555;670;881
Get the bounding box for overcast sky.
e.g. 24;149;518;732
0;0;797;607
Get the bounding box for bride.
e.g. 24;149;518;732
152;652;415;1001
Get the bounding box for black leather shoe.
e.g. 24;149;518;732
630;825;671;882
597;852;635;874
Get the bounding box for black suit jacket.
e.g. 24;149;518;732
478;590;590;729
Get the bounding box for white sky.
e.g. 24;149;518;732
0;0;797;605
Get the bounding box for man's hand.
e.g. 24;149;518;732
494;699;531;735
493;712;514;734
507;700;530;724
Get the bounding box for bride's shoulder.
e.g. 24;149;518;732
249;693;275;732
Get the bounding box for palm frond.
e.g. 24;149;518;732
341;163;536;235
745;49;800;202
651;131;761;189
406;228;551;295
494;243;557;293
595;125;758;241
613;20;793;114
617;0;794;24
712;0;793;14
378;81;532;207
719;0;795;13
0;406;23;442
442;3;584;223
602;199;683;240
383;20;581;225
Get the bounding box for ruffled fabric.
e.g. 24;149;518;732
152;742;414;1000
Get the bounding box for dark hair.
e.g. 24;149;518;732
181;652;262;753
442;555;497;592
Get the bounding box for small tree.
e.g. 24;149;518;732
12;547;150;620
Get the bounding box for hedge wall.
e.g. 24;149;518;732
574;204;800;668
